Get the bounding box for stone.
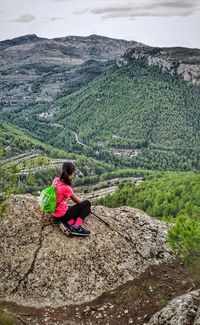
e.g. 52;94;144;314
147;289;200;325
0;194;174;307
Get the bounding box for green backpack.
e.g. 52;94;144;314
39;185;57;213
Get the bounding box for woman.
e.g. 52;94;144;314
52;161;91;237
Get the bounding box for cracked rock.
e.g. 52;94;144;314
0;195;174;307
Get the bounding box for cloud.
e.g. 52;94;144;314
11;14;35;23
9;14;67;24
49;16;68;21
50;17;60;21
76;0;200;19
159;0;197;8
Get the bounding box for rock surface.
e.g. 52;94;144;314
147;289;200;325
0;194;174;307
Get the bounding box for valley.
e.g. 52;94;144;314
1;34;200;172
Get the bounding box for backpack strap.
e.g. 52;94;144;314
56;183;67;205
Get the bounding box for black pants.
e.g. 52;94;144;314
59;199;91;223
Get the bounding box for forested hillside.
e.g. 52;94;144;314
0;118;117;198
95;172;200;219
3;60;200;171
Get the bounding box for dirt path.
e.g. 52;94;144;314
0;256;197;325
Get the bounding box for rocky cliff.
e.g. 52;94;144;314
0;194;173;308
123;46;200;85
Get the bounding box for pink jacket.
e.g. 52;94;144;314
52;177;74;217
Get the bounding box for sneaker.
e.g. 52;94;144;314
70;225;91;237
59;220;72;235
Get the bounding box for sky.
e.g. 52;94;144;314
0;0;200;48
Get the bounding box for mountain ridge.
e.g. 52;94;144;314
1;33;199;112
0;34;144;110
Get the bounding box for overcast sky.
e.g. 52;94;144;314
0;0;200;48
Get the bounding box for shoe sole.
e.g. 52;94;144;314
70;232;90;237
59;223;71;235
59;223;90;237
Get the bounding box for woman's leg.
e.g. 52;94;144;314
60;200;91;225
59;200;91;236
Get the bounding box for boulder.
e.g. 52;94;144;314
0;194;173;307
147;289;200;325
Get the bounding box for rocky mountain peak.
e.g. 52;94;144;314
13;34;41;42
0;34;45;50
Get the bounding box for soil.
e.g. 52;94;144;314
0;256;198;325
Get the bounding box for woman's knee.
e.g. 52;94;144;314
81;199;91;207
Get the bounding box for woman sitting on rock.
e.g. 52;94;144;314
52;161;91;237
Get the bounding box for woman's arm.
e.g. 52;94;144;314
70;193;82;204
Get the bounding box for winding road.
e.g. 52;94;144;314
70;130;88;148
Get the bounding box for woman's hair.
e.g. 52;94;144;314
60;162;75;185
